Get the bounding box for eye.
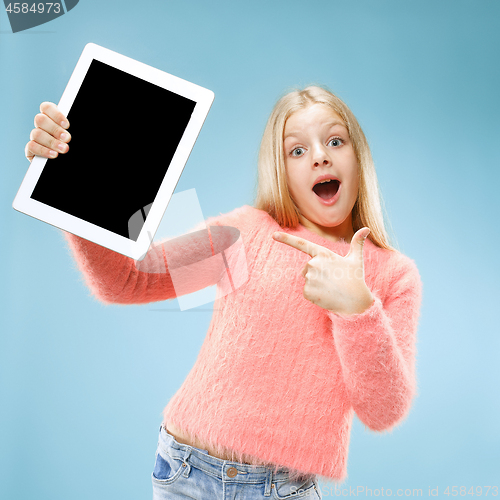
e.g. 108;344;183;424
328;137;344;147
290;147;305;157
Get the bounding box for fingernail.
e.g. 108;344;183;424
273;232;281;240
61;120;69;128
49;150;57;157
60;132;70;141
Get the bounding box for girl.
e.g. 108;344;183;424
25;86;423;500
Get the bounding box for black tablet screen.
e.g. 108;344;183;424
30;59;196;241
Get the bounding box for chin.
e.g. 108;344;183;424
309;215;342;229
319;221;342;229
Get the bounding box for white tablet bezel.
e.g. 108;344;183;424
13;42;214;261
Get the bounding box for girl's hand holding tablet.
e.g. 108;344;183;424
16;44;215;260
272;228;375;316
25;102;71;162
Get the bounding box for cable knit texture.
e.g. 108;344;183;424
62;204;423;482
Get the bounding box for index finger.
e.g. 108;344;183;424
40;102;70;129
272;232;324;257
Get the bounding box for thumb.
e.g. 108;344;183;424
349;227;370;260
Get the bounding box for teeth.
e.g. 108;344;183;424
319;179;332;184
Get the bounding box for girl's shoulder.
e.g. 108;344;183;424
367;243;422;295
204;205;272;232
173;205;270;247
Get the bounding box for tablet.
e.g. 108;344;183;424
12;42;215;261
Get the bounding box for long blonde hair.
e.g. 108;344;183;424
253;85;397;251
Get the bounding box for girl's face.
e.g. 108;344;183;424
283;103;359;243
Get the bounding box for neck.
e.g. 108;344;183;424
298;213;355;243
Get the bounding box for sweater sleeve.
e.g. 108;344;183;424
62;211;241;305
327;254;423;431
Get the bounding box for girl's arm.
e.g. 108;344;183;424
328;256;423;431
62;222;234;305
25;101;244;306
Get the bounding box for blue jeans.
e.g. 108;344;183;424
152;425;322;499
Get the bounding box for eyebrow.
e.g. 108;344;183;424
283;121;347;140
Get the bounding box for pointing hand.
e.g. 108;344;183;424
272;228;375;316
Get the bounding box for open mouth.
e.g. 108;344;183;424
312;179;340;200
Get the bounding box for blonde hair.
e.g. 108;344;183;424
253;85;397;251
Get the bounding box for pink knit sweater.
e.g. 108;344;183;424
63;204;423;482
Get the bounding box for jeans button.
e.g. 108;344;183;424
226;467;238;478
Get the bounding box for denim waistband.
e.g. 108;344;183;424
157;425;295;489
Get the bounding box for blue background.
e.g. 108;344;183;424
1;1;499;499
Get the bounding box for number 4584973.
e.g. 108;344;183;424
5;3;62;14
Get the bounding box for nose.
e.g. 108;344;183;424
312;144;330;167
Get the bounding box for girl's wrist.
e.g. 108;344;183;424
330;289;375;317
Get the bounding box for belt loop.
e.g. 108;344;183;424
181;446;193;478
264;467;273;496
